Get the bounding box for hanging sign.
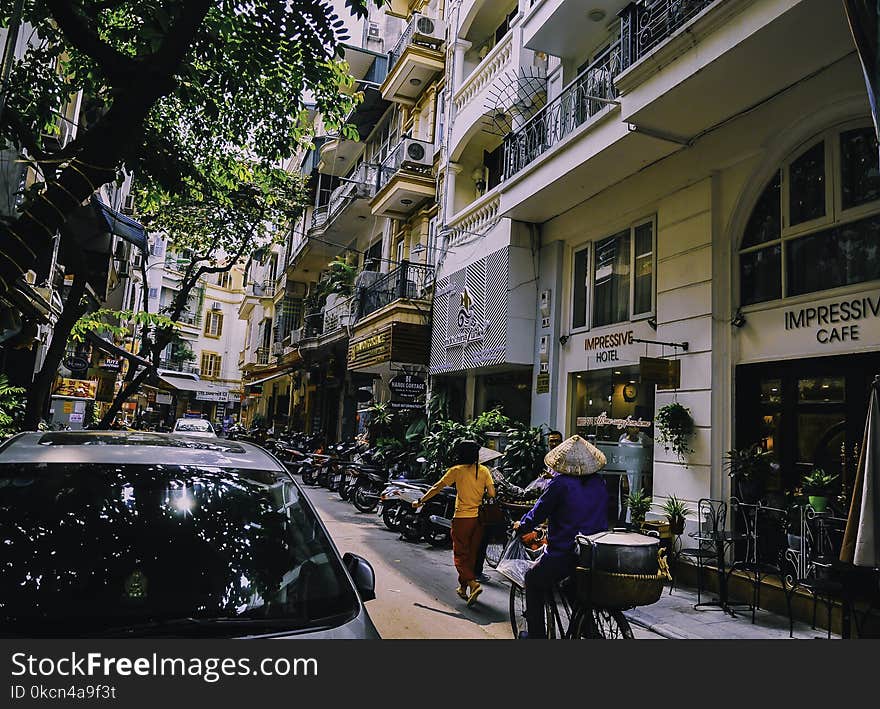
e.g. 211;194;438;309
63;356;89;371
389;373;426;411
640;357;681;390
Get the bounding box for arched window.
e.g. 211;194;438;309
739;124;880;306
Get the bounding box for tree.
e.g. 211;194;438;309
95;164;305;428
0;0;377;295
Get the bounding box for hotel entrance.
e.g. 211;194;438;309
571;363;655;526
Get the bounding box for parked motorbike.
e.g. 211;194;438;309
379;480;454;546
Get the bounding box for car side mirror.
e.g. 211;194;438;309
343;552;376;602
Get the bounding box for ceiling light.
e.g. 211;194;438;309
409;78;422;86
614;370;621;375
400;198;413;205
588;9;606;22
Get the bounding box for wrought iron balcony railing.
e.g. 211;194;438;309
255;347;270;366
620;0;716;68
356;261;433;321
158;358;199;374
503;41;621;179
310;163;378;230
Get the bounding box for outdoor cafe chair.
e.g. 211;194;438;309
673;498;726;603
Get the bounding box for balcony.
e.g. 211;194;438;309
311;162;378;233
355;262;433;323
177;311;202;328
158;358;199;375
380;12;445;105
522;1;629;58
504;41;621;179
255;347;270;366
298;295;354;351
371;138;436;218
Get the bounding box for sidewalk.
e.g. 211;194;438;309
624;585;840;639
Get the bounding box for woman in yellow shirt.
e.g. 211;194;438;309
414;440;496;605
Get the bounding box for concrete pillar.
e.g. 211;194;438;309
464;373;476;421
531;238;564;432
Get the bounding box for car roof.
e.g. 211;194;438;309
0;432;284;471
174;418;213;426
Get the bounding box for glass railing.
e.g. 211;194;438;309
388;13;443;73
311;163;378;230
376;137;434;193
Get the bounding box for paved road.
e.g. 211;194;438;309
304;483;662;639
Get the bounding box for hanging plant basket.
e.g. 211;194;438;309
655;402;695;466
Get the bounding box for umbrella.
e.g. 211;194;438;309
841;376;880;567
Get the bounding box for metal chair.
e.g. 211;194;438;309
672;498;726;603
785;505;853;638
730;500;789;624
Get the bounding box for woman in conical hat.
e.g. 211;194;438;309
513;435;610;638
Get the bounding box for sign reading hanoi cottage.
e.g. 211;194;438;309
784;294;880;344
585;329;634;363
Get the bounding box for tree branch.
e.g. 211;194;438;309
44;0;140;83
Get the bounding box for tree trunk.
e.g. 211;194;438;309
22;271;88;430
97;364;152;429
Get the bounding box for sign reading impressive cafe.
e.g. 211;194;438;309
740;289;880;363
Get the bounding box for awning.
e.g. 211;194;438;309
158;374;233;402
91;195;147;252
244;370;295;388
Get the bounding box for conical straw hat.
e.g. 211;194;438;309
544;435;606;476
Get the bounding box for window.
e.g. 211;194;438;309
739;123;880;306
204;311;223;338
217;272;231;289
572;219;655;329
150;240;164;257
572;247;589;329
200;352;222;379
148;287;158;300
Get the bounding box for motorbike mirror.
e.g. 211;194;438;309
342;552;376;602
416;456;427;463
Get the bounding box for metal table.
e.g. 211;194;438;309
693;530;751;616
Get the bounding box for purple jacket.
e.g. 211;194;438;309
518;474;609;558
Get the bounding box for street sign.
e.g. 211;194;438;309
63;356;89;371
536;373;550;394
389;374;426;401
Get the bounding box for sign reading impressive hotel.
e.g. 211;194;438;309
784;293;880;344
585;329;634;363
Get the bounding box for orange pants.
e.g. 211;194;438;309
451;517;484;586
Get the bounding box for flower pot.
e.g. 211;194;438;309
736;478;764;504
669;518;685;535
808;495;828;512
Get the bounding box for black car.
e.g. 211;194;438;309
0;431;379;638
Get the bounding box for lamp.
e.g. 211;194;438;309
647;316;657;330
471;166;486;193
559;334;569;346
731;309;747;328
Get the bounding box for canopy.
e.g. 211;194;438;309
91;196;147;252
158;374;229;397
841;376;880;567
244;370;295;388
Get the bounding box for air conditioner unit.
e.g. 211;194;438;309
272;342;284;356
401;138;433;168
121;194;135;214
412;14;444;45
211;301;222;311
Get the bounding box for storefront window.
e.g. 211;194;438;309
798;376;845;404
739;124;880;306
572;365;654;526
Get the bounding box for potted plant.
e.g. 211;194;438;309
801;468;839;512
660;495;692;535
624;488;652;528
655;402;695;465
724;445;776;503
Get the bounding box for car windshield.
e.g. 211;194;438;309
175;420;213;432
0;464;358;637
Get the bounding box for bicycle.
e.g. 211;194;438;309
500;528;634;639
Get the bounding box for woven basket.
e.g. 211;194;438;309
576;567;668;609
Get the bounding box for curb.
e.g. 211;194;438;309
623;609;694;639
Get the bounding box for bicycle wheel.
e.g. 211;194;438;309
508;584;527;639
573;607;634;639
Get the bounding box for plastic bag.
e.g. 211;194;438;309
495;535;541;589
